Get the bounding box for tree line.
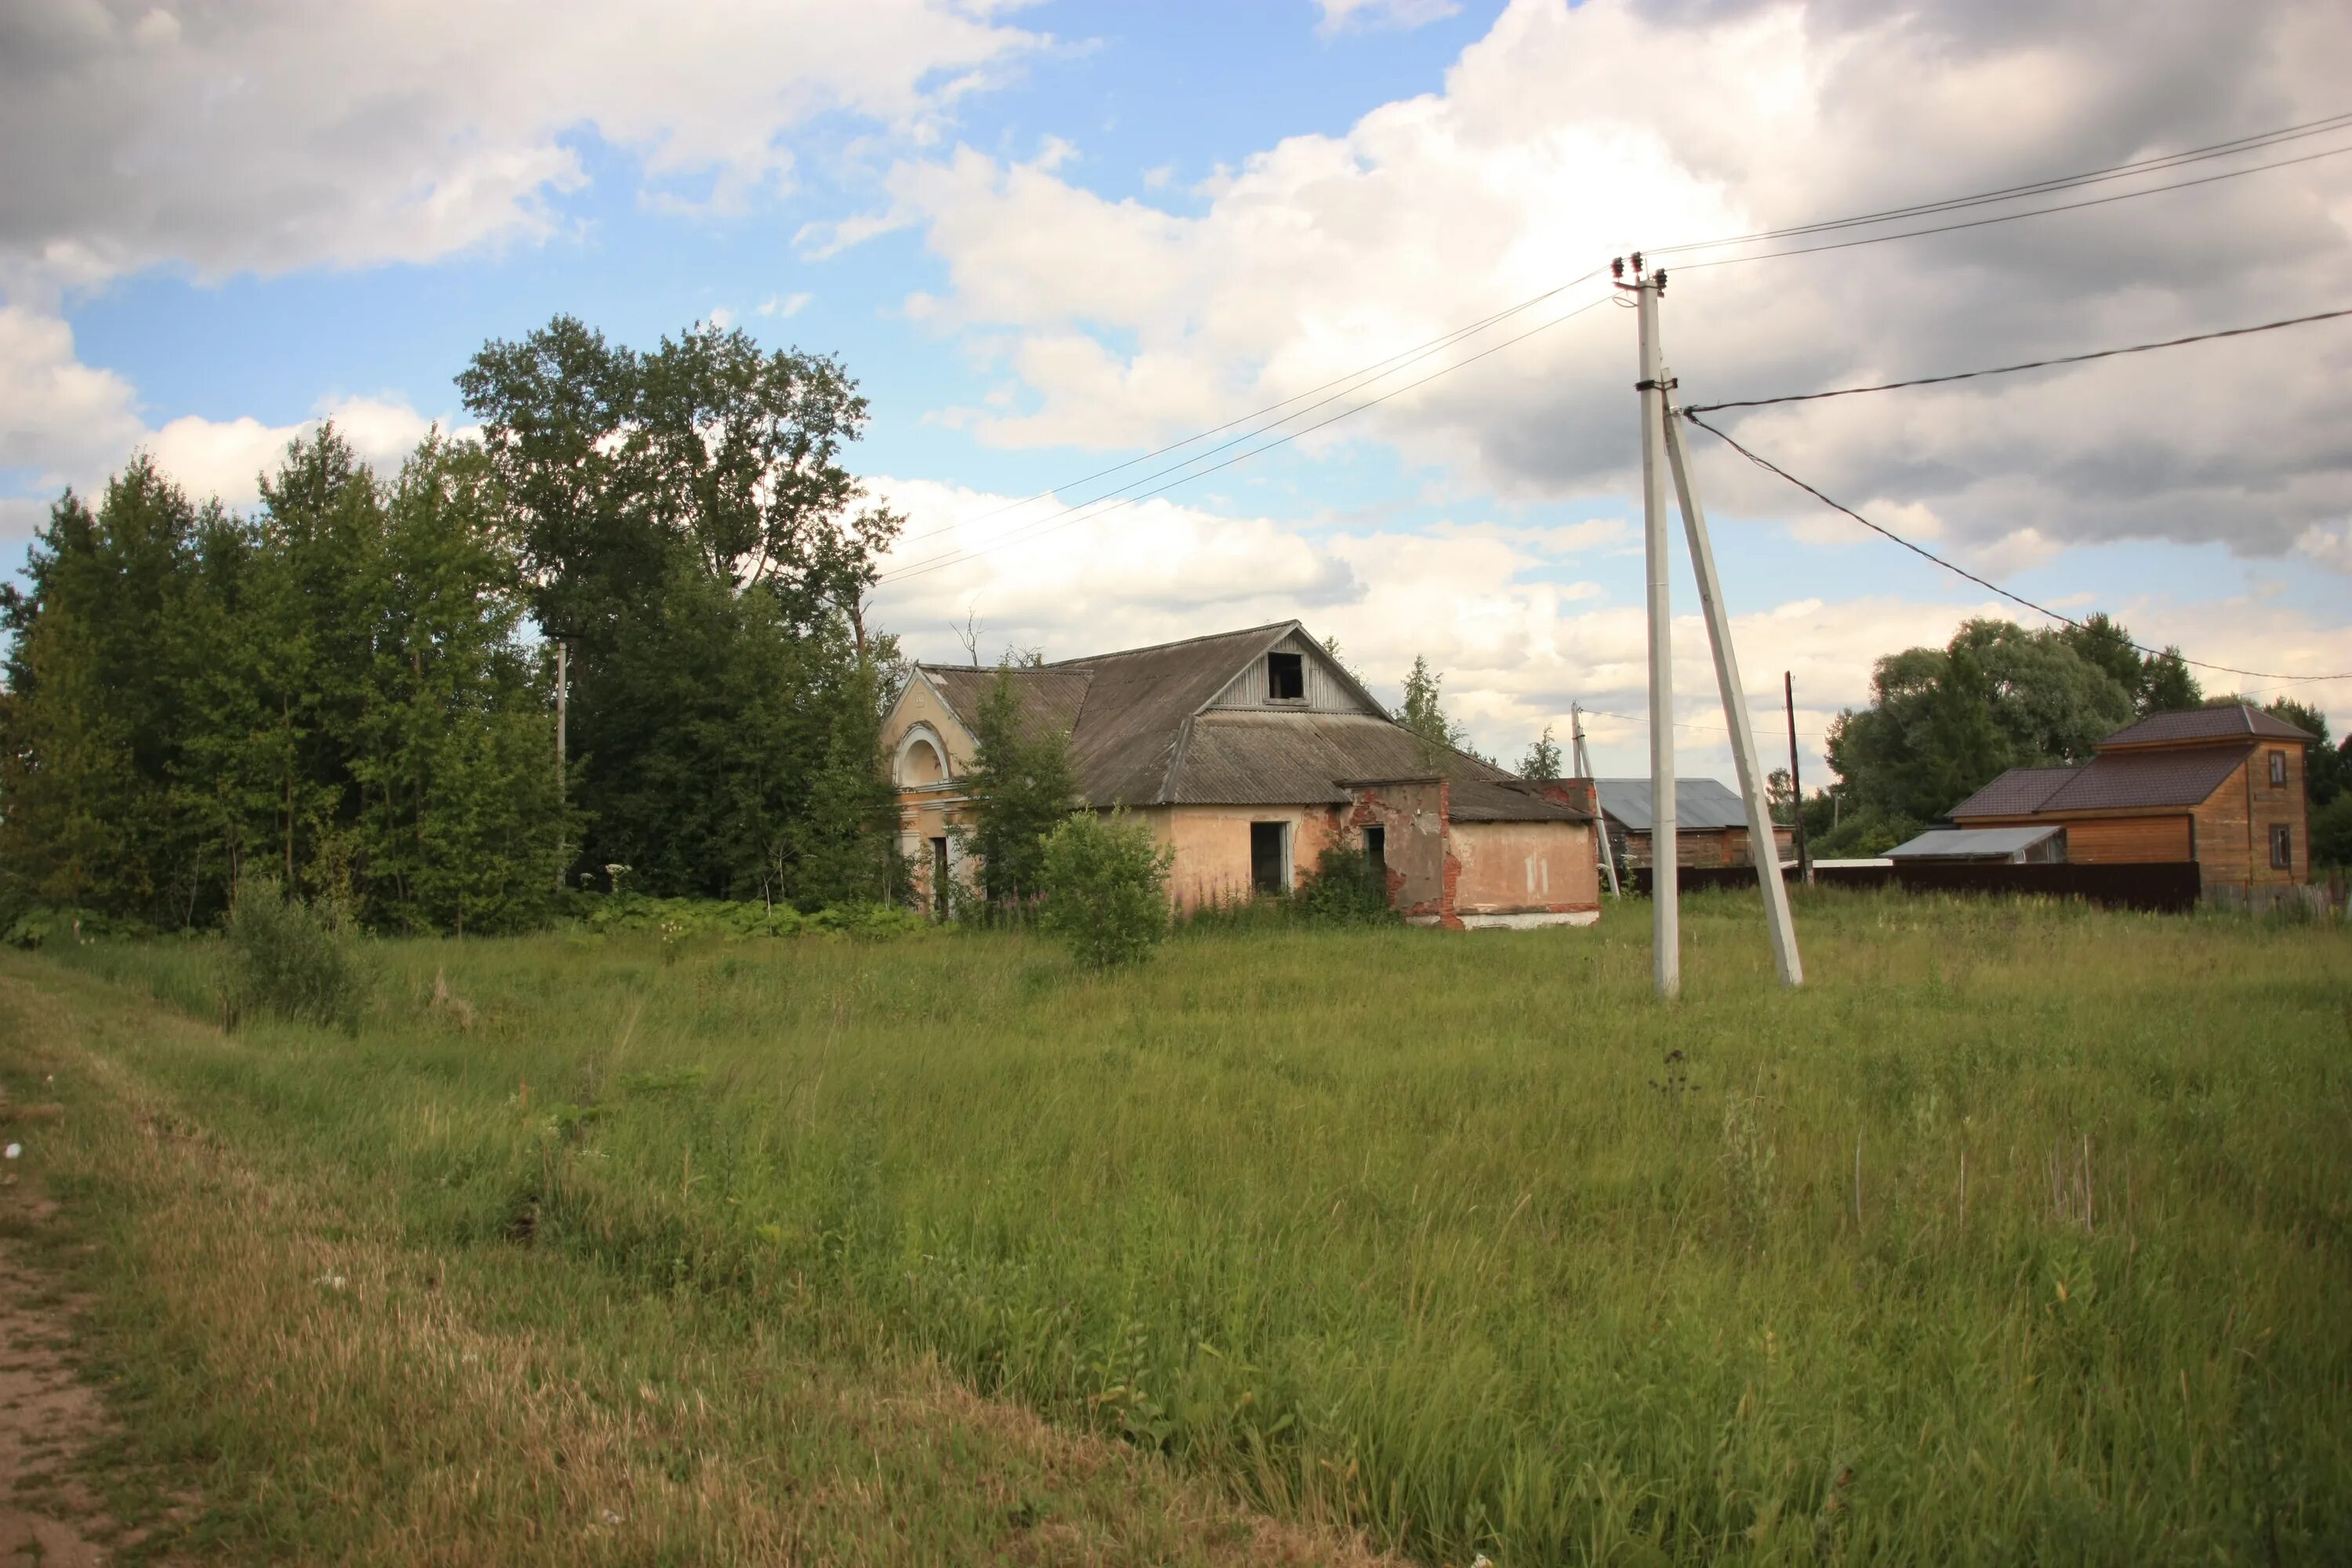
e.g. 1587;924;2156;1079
0;318;909;935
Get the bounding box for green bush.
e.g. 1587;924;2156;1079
4;905;151;949
1037;811;1174;969
1294;843;1397;926
2311;793;2352;869
222;877;371;1030
575;892;924;942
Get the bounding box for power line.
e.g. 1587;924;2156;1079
1679;409;2352;684
1670;141;2352;271
880;292;1616;585
1684;305;2352;414
1648;110;2352;256
889;267;1607;549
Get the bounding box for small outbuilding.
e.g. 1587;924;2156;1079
1886;825;2067;864
1592;777;1794;871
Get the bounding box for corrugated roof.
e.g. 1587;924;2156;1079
2100;703;2314;748
1592;778;1753;833
1888;825;2065;860
1168;711;1585;818
1949;766;2078;819
1059;623;1298;804
922;665;1092;749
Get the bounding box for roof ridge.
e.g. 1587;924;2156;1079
1044;619;1301;668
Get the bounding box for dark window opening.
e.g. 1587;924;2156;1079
2269;749;2287;788
930;837;950;918
1250;821;1289;895
2271;823;2293;869
1364;825;1386;874
1266;651;1305;701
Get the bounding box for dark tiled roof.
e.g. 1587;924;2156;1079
1949;766;2078;819
2100;704;2314;749
1592;778;1753;833
913;621;1588;819
2039;743;2254;811
1952;745;2255;818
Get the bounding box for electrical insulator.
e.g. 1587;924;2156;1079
1630;250;1643;274
1610;256;1624;280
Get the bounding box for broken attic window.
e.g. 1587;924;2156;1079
1266;651;1305;701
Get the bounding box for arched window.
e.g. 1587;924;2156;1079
897;730;947;787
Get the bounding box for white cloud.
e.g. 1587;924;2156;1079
1316;0;1461;35
0;0;1046;295
869;0;2352;568
757;292;814;318
708;307;735;329
2296;519;2352;572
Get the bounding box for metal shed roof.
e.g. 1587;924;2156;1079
1592;778;1751;833
1888;825;2065;860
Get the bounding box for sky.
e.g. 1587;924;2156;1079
4;0;2350;783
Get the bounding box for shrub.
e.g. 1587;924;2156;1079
1294;843;1397;926
222;877;371;1030
1037;811;1174;969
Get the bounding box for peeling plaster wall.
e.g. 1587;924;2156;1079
1452;820;1600;916
1345;780;1451;922
1154;803;1344;910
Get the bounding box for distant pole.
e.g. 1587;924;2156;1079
1573;703;1621;897
1784;670;1812;884
1624;256;1679;999
1660;361;1803;988
554;637;568;892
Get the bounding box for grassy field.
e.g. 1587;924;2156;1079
2;890;2347;1564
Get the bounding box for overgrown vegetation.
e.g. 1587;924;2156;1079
1293;842;1398;926
11;891;2347;1563
219;875;371;1030
1036;811;1174;967
956;662;1078;910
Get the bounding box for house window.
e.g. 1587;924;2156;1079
2271;823;2293;870
2268;749;2287;788
930;837;951;918
1266;651;1305;702
1364;825;1386;874
1250;821;1290;895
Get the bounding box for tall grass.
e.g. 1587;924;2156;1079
23;887;2352;1563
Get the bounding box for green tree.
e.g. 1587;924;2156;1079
459;317;903;899
2310;793;2352;868
1518;724;1563;781
1037;811;1173;968
1396;655;1484;761
2139;647;2201;715
958;664;1077;908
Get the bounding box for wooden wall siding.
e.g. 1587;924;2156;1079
2063;815;2193;864
2193;747;2310;887
1207;630;1375;713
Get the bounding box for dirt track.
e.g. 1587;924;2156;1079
1;1134;111;1566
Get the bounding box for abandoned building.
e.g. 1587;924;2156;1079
1946;703;2316;888
881;621;1603;928
1592;778;1795;871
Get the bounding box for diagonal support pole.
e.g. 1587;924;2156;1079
1661;391;1804;987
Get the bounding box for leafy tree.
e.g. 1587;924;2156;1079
2058;612;2202;717
1037;811;1173;968
1518;724;1563;781
2139;648;2201;715
2310;793;2352;868
1766;768;1795;825
959;664;1078;908
459;317;903;899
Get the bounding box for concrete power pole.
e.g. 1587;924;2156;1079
554;637;568;893
1571;704;1621;897
1618;254;1803;993
1622;258;1679;998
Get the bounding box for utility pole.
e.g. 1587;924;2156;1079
1784;671;1811;885
1620;256;1679;998
554;637;568;893
1572;704;1620;897
1618;252;1803;992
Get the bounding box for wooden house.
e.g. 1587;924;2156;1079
1591;778;1794;871
1947;705;2315;888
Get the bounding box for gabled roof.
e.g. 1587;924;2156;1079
1888;825;2065;860
912;620;1588;819
2100;703;2314;750
1951;743;2256;819
1592;778;1754;833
